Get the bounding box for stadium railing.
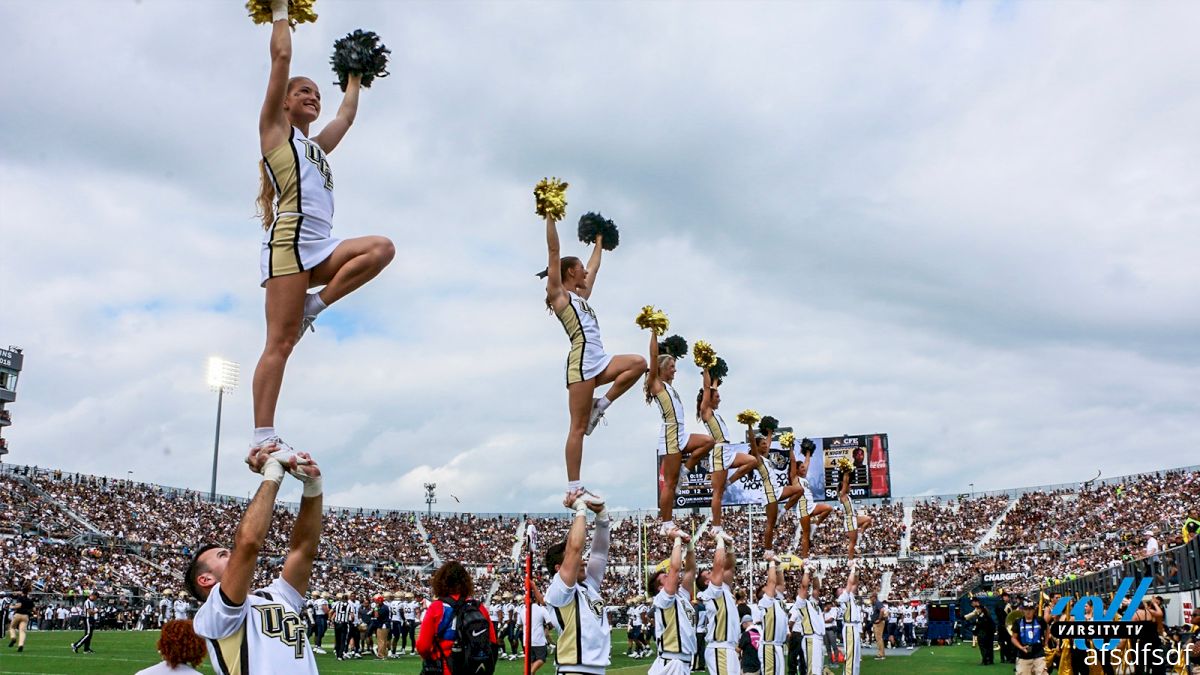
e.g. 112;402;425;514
1041;537;1200;598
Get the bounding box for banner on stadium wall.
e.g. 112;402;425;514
981;571;1023;585
654;430;891;508
656;438;791;509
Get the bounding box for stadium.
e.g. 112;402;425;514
2;460;1197;673
4;1;1200;674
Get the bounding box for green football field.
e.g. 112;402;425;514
0;631;987;674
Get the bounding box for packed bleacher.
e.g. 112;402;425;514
908;495;1009;553
2;463;1196;611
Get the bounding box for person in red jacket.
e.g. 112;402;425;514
417;561;497;675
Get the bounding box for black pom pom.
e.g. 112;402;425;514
535;268;549;279
758;416;779;435
659;335;688;359
330;29;391;92
577;212;619;251
800;437;816;456
707;357;729;381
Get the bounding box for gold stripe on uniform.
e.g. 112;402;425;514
554;599;581;665
844;624;856;673
262;132;304;280
209;624;248;675
797;496;809;517
557;304;586;386
656;389;681;455
764;644;776;675
716;647;728;675
757;462;779;504
714;594;728;642
704;415;728;444
841;495;857;532
704;416;726;471
659;604;680;653
263;134;300;214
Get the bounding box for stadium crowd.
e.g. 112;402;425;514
908;495;1009;553
2;463;1196;641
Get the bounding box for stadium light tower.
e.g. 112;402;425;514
424;482;437;516
206;357;240;501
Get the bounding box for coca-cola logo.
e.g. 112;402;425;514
869;460;886;469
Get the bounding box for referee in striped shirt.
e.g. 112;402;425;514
332;592;352;661
71;591;98;654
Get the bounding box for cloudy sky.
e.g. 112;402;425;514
2;0;1197;513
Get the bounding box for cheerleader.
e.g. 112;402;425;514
544;216;647;504
250;3;395;457
836;462;873;560
646;332;715;539
697;369;758;544
780;441;834;558
743;424;784;556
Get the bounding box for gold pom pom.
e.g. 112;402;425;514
779;432;796;451
836;456;854;472
534;177;569;221
635;306;670;335
736;410;761;426
246;0;318;26
692;340;717;369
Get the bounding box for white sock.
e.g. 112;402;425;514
661;520;675;531
304;292;327;318
595;397;612;412
567;480;582;492
253;427;276;444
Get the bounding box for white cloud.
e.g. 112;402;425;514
2;1;1198;514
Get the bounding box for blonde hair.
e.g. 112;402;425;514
644;354;676;403
256;161;274;230
255;77;311;230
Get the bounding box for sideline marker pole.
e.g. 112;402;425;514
524;536;533;675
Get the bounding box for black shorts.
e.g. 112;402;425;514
530;645;548;662
630;626;643;641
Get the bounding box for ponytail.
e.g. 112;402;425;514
255;160;275;230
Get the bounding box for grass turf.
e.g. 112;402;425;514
0;630;986;674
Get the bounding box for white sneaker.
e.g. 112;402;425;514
584;399;606;435
313;646;326;654
297;314;317;342
249;437;312;479
709;525;735;544
659;522;691;542
581;489;606;507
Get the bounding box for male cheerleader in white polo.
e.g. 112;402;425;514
699;537;741;675
544;488;611;675
839;561;865;675
649;533;698;675
184;444;323;674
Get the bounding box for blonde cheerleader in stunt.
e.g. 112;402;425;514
250;2;394;458
646;333;714;540
543;212;647;505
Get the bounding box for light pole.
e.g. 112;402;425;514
424;482;437;516
969;482;974;497
206;357;240;501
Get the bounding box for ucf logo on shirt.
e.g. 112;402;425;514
586;596;605;620
576;297;598;322
298;138;334;190
254;604;307;659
